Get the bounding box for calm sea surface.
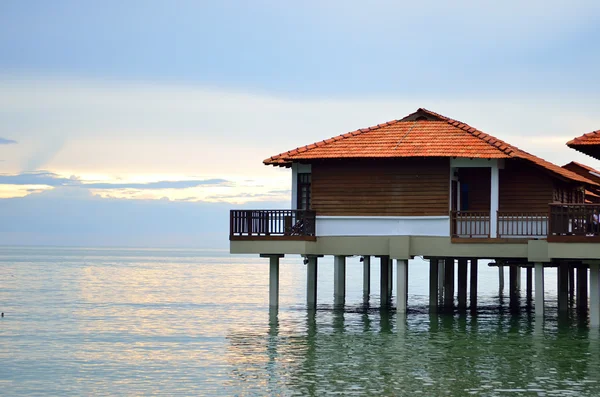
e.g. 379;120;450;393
1;246;599;396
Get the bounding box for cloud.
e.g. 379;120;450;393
0;137;16;144
84;178;231;189
0;171;231;190
0;188;287;248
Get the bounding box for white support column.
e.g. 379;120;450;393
363;256;371;299
490;161;500;238
334;256;346;307
306;256;318;309
397;259;408;314
535;262;544;318
590;263;600;328
260;254;284;309
429;259;439;312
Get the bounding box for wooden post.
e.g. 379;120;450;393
577;264;588;314
569;266;575;306
363;256;371;300
558;263;569;313
457;259;468;311
429;259;439;312
380;256;390;308
470;258;478;312
526;267;533;302
444;258;454;309
509;265;519;311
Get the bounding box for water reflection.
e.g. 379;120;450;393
228;306;600;396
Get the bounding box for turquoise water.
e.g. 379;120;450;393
1;247;599;396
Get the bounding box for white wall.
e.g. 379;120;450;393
315;216;450;237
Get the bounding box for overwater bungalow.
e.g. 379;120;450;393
230;108;600;325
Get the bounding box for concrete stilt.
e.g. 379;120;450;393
306;256;318;309
577;265;588;313
498;265;505;293
558;263;569;313
470;258;478;311
516;266;521;290
569;266;575;306
397;259;408;314
380;256;390;308
438;260;445;304
590;263;600;328
526;267;533;301
334;256;346;307
389;259;393;295
534;262;544;318
363;256;371;299
444;258;454;309
457;259;468;311
509;265;519;311
429;258;439;312
260;254;284;309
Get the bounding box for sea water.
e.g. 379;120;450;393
1;246;599;396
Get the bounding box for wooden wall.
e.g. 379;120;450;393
310;158;450;216
499;160;554;212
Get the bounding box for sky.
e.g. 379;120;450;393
1;0;600;248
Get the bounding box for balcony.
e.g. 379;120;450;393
230;209;316;241
230;205;600;242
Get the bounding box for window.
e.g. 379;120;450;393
297;173;311;210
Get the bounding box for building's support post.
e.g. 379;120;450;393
444;258;454;310
306;256;318;310
515;266;521;290
489;161;500;238
380;256;390;308
509;265;519;311
470;258;478;312
388;258;393;298
334;256;346;308
590;263;600;328
569;266;575;306
457;259;468;311
498;265;505;293
535;262;544;318
438;260;445;304
577;265;588;314
260;254;284;309
363;256;371;300
429;258;439;312
558;262;569;313
397;259;408;314
526;267;533;302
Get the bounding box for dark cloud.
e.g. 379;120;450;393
0;137;17;144
0;171;231;189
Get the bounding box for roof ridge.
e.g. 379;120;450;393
423;109;596;185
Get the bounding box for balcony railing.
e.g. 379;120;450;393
497;212;548;237
451;211;490;238
230;209;316;239
549;204;600;237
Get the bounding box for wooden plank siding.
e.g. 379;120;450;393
499;160;554;212
311;158;450;216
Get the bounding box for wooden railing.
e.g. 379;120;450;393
230;209;316;238
451;211;490;238
497;212;548;237
549;204;600;236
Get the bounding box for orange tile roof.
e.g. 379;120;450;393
567;131;600;146
264;108;595;185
